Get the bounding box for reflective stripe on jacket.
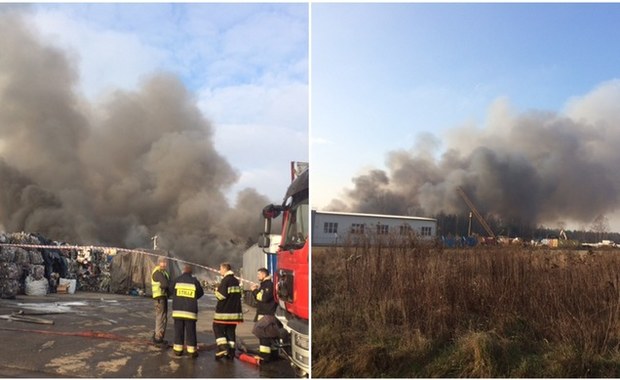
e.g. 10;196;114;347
171;273;204;320
214;271;243;324
252;276;277;317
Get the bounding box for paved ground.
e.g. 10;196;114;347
0;292;296;378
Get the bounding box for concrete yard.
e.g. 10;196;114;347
0;291;296;378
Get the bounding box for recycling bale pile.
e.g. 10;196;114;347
0;232;51;298
0;231;219;298
0;260;21;299
0;231;158;297
0;231;113;297
74;248;115;293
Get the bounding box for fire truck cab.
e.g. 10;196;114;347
259;167;309;376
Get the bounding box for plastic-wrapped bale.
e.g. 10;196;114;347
74;249;111;292
13;247;30;266
1;262;20;280
25;275;48;296
66;257;80;280
25;234;42;245
0;280;19;299
76;249;91;265
29;250;44;265
0;246;16;263
99;272;111;292
8;232;39;245
0;262;21;299
78;264;101;292
31;265;46;280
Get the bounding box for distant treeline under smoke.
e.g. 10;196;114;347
0;11;271;267
329;81;620;231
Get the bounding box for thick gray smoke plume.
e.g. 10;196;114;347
0;12;269;266
330;82;620;229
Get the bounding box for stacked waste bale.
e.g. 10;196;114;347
0;232;59;297
75;248;114;292
99;251;113;293
0;258;21;299
2;231;141;296
0;233;45;298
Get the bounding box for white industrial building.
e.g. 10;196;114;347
311;210;437;246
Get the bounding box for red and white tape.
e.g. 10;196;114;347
0;243;257;286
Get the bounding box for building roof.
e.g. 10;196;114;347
313;210;436;222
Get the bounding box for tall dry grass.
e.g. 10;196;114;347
312;237;620;377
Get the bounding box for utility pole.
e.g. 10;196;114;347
151;235;159;250
468;212;472;237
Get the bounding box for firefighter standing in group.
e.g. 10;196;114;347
151;257;169;345
170;264;204;357
213;262;244;360
251;267;279;362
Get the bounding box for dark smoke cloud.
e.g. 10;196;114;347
0;11;270;267
329;83;620;229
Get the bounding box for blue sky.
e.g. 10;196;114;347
312;3;620;216
22;3;308;203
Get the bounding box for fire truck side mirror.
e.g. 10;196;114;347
262;204;283;219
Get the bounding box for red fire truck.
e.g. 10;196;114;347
259;164;309;376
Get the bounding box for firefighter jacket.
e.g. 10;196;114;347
252;276;277;317
151;267;169;299
214;271;243;324
170;272;204;320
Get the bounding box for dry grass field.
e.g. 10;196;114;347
312;240;620;377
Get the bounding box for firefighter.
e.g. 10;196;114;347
151;257;169;345
170;264;204;357
213;262;244;360
251;267;279;362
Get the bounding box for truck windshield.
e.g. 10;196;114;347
282;198;309;250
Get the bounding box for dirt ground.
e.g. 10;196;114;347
0;291;296;378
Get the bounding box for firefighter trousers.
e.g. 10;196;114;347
173;318;197;354
213;322;237;356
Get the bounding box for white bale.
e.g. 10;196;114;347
25;275;48;296
59;278;77;294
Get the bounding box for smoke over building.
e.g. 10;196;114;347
328;82;620;229
0;11;270;266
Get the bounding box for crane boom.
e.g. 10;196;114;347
456;187;496;238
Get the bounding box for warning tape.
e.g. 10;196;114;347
0;243;257;286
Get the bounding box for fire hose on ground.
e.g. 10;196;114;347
0;326;217;351
0;243;262;358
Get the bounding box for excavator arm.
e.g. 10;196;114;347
456;187;496;238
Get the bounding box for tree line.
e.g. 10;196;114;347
434;212;619;243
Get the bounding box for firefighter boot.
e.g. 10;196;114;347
215;345;228;360
227;347;235;360
258;338;273;362
258;349;272;363
187;345;199;358
269;339;280;361
172;344;184;357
